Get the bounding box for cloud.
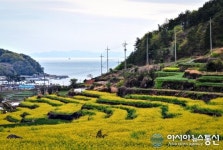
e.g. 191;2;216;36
51;0;206;21
0;0;208;56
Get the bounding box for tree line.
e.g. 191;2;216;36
117;0;223;68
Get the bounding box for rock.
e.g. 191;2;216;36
7;134;22;139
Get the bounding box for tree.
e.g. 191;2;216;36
0;94;4;103
70;78;78;88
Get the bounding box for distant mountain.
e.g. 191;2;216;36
0;48;43;76
117;0;223;68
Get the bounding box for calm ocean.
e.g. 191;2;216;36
39;59;118;86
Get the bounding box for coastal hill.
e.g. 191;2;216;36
91;0;223;96
116;0;223;68
0;48;43;76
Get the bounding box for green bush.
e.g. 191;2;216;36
6;115;20;123
188;105;222;117
161;105;179;119
125;95;187;107
81;103;113;118
97;98;161;108
117;80;125;88
116;106;137;120
19;102;39;109
206;59;223;72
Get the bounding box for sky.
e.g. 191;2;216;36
0;0;209;62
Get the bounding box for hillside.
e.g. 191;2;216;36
0;49;43;76
93;47;223;98
117;0;223;68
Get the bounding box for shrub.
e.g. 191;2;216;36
117;80;124;88
19;102;39;109
97;98;161;108
125;95;187;107
188;105;222;117
206;59;223;72
116;106;137;120
81;103;113;118
6;115;20;123
161;105;179;119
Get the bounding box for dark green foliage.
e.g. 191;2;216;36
125;95;187;107
97;98;161;108
161;105;179;119
20;112;30;118
115;106;137;120
117;87;223;101
81;103;113;118
69;78;78;88
197;76;223;83
206;59;223;72
0;94;3;103
78;109;96;116
155;71;179;77
19;103;39;109
0;49;43;76
47;86;61;95
188;105;222;117
5;115;20;123
123;0;223;66
79;92;101;98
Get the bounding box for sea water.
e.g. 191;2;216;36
39;59;118;86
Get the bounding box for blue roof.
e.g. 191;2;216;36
19;84;35;89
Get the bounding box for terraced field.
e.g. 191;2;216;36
0;90;223;149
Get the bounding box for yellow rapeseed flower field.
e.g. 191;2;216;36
0;90;222;150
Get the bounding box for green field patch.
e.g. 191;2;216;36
196;82;223;87
154;72;187;88
197;75;223;83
